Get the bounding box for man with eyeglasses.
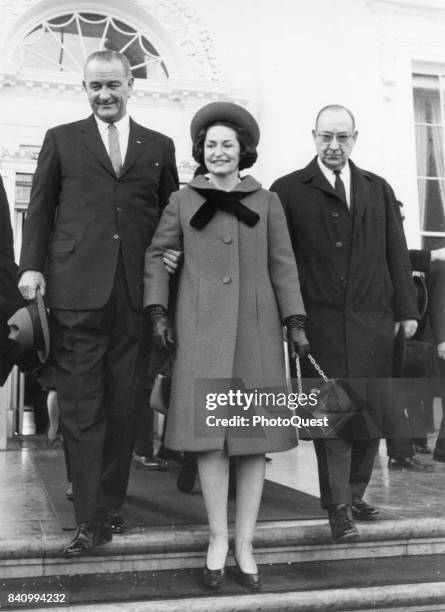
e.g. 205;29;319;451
271;104;418;542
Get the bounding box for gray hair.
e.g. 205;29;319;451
83;50;132;78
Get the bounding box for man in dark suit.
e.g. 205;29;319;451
18;50;178;556
271;104;418;542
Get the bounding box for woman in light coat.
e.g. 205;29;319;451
144;102;308;590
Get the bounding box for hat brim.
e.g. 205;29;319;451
190;102;260;147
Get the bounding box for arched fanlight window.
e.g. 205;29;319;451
12;12;168;79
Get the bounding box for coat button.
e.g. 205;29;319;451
113;234;119;240
332;211;339;218
222;235;232;244
222;275;232;284
335;241;343;248
116;207;122;213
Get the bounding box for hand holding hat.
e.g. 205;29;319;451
8;287;50;365
18;270;46;301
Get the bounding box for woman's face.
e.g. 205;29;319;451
203;125;240;178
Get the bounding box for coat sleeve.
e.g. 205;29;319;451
267;191;306;320
158;138;179;212
19;129;61;274
143;190;182;308
428;262;445;345
384;182;419;321
409;249;431;273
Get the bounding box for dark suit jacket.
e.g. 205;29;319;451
19;115;179;311
271;157;418;380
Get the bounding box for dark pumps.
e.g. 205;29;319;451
233;557;261;591
203;565;225;590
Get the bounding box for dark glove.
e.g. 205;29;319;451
285;314;310;360
147;305;175;352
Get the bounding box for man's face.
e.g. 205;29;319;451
83;58;133;123
312;109;358;171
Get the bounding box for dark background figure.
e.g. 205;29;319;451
271;104;418;543
386;247;445;470
0;176;26;387
17;50;178;558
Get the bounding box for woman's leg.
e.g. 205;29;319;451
47;390;59;444
197;450;229;570
234;454;265;573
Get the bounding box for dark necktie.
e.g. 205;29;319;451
108;123;122;177
334;169;347;205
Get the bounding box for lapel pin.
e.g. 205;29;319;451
136;140;142;144
155;162;159;166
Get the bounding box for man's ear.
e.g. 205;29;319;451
82;80;87;92
128;77;135;97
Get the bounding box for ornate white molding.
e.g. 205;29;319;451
366;0;445;18
0;0;223;83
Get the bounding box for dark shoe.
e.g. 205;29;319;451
203;565;225;590
66;483;73;501
388;457;433;472
328;505;358;542
433;450;445;463
63;521;112;558
351;496;380;521
413;443;432;454
233;557;261;591
176;465;197;493
108;509;126;534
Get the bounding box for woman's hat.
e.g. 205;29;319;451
7;288;50;364
190;102;260;146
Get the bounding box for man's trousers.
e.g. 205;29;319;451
52;257;147;524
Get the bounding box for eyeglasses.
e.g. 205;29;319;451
315;133;353;145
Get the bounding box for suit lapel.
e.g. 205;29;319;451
120;119;144;178
80;115;115;177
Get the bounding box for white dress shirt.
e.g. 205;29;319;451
317;156;351;209
95;114;130;165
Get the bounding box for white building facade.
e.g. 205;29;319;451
0;0;444;437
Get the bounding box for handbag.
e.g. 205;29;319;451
294;354;359;439
150;358;172;415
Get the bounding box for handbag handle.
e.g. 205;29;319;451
295;353;331;394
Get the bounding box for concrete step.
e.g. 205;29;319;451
2;517;445;580
1;555;445;611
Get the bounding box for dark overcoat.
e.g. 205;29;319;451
144;175;305;454
271;158;418;437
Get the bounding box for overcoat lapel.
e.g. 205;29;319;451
80;115;115;177
350;160;372;229
120;119;145;178
301;157;344;205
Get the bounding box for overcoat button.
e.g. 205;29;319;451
113;234;119;240
335;241;343;248
222;235;232;244
332;211;339;218
222;275;232;284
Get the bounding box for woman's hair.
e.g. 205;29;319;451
192;121;258;171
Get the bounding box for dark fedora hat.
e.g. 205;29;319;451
7;288;50;364
190;102;260;146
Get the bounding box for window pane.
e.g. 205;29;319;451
413;76;441;124
415;125;445;177
417;178;445;233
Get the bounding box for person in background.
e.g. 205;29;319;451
144;102;308;591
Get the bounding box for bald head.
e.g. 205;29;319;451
312;104;358;171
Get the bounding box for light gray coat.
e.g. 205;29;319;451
144;175;305;454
